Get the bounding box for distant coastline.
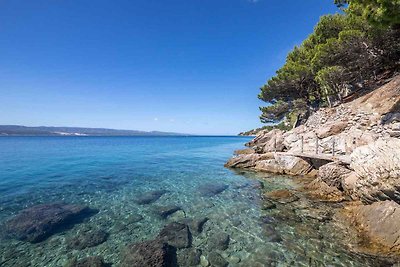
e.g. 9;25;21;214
0;125;188;137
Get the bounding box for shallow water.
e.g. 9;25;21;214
0;136;389;266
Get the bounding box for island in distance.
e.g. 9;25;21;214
0;125;188;136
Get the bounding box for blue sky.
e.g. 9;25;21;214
0;0;339;135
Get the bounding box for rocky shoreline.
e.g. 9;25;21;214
226;75;400;258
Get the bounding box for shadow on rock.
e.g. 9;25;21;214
120;239;177;267
4;203;98;243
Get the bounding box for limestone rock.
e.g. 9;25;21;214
304;178;345;202
318;162;351;190
254;154;312;176
350;138;400;203
342;201;400;254
273;154;313;175
120;239;176;267
234;148;255;155
246;129;285;148
5;203;95;243
224;153;273;168
316;121;348;139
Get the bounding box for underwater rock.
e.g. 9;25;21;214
153;205;182;219
65;256;106;267
158;222;191;249
231;218;242;227
198;183;228;197
66;229;108;250
180;217;208;235
208;232;230;250
177;248;202;266
208;252;228;267
263;225;282;243
304;178;345;203
121;239;176;267
261;200;277;210
5;203;95;243
135;190;168;205
264;189;299;204
339;200;400;255
127;213;144;223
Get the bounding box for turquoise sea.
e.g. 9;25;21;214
0;137;388;266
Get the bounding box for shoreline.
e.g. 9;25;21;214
226;75;400;259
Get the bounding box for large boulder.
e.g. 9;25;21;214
315;121;348;139
255;155;312;176
304;178;345;202
246;129;285;151
318;162;351;190
350;138;400;203
258;129;286;153
224;153;273;168
120;239;176;267
341;201;400;254
5;203;94;243
158;222;191;249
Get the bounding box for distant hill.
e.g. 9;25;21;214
0;125;188;136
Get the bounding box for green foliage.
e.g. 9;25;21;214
258;5;400;125
259;101;289;123
335;0;400;27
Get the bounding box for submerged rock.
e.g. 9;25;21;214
180;217;208;235
5;203;95;243
208;232;230;250
208;252;228;267
304;178;345;203
198;183;228;197
135;190;168;205
264;190;299;204
66;229;108;250
340;201;400;255
65;256;106;267
177;248;202;266
158;222;191;249
263;225;282;243
120;239;176;267
127;213;144;223
153;205;182;219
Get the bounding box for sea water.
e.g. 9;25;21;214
0;137;387;266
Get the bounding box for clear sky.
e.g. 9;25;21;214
0;0;339;135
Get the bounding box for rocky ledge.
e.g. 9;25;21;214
226;75;400;257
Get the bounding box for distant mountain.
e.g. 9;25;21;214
0;125;188;136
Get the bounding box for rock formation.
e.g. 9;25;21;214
5;203;95;243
